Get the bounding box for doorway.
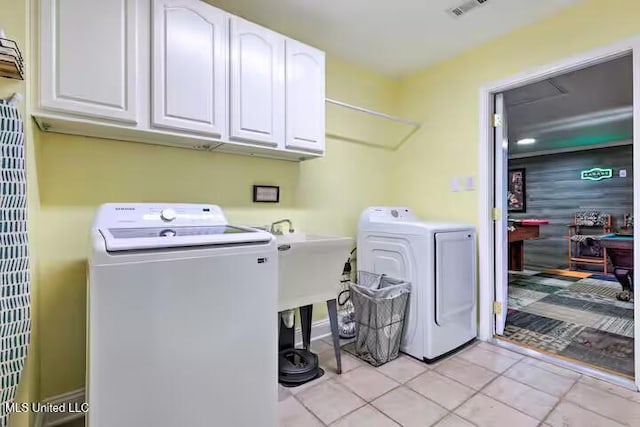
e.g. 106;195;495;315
478;39;640;389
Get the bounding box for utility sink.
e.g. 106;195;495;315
276;233;354;312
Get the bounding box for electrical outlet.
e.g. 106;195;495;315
465;175;475;191
450;177;460;192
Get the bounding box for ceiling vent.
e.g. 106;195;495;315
447;0;488;18
505;79;568;108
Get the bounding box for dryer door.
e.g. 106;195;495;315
434;231;476;326
357;232;419;355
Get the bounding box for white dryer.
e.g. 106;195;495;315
88;203;278;427
358;207;477;362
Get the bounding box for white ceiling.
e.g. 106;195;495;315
207;0;581;77
506;55;633;156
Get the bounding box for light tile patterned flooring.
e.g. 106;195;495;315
279;338;640;426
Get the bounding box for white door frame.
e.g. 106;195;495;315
477;35;640;389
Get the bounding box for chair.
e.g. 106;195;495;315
567;211;612;274
620;214;634;234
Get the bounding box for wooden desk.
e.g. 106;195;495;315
508;220;548;271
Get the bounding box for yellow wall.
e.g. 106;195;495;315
35;56;399;398
392;0;640;223
12;0;640;414
1;1;39;426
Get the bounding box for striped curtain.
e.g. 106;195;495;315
0;98;31;427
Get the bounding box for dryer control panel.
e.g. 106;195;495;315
361;206;416;222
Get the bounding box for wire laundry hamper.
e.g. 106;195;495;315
350;271;410;366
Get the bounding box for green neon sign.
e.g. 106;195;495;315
581;167;613;181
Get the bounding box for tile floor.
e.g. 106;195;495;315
279;338;640;426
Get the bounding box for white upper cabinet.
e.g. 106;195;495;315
285;40;325;153
40;0;138;124
229;17;285;147
36;0;326;160
152;0;227;137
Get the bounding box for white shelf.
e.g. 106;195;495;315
325;98;421;150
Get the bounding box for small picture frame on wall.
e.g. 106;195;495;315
253;185;280;203
508;168;526;213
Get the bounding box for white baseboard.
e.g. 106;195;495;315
35;389;86;427
294;317;331;346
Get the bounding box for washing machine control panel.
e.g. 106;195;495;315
160;208;177;222
94;203;228;228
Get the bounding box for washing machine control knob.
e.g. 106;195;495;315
160;208;177;222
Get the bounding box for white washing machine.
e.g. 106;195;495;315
358;207;477;362
88;203;277;427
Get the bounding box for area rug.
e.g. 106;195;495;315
504;270;634;378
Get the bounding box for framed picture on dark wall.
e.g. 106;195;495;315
508;168;526;212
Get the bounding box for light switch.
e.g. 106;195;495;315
465;175;475;191
620;169;627;178
450;177;460;192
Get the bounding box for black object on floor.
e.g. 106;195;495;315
278;348;323;386
277;299;343;384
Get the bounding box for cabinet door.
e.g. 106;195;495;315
285;40;325;153
229;17;285;147
40;0;138;123
152;0;227;137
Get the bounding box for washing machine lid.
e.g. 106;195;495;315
93;203;272;251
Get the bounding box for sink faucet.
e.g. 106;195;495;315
270;219;295;235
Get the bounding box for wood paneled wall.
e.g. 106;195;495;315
509;145;633;270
